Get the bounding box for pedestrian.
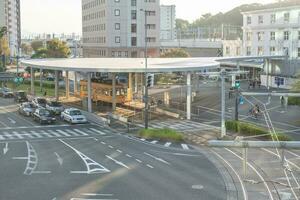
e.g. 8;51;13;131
280;96;284;106
44;90;47;96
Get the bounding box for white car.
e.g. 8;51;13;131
61;108;87;124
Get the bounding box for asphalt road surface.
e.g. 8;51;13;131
0;97;226;200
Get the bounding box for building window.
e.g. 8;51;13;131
258;15;263;24
236;47;241;56
283;47;289;56
246;46;251;56
131;24;137;33
112;51;115;57
270;47;276;55
125;51;128;57
145;11;156;16
298;48;300;57
247;16;251;25
131;10;137;20
114;9;120;16
117;51;121;57
115;23;120;30
258;47;263;56
257;32;263;41
146;37;156;42
115;36;120;43
271;14;276;24
131;0;136;6
131;37;137;46
146;24;156;30
246;32;252;41
270;32;275;40
284;31;289;40
298;31;300;40
284;12;289;23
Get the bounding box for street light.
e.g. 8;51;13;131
140;9;149;129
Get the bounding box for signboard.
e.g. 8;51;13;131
0;72;16;81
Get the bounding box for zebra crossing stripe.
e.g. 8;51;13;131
0;135;4;140
88;128;106;135
65;129;83;136
3;132;15;139
56;130;71;137
73;129;89;136
40;130;53;138
47;130;63;137
30;131;43;138
181;144;189;150
12;131;24;139
164;142;172;147
21;131;35;139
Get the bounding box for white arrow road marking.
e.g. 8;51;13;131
8;118;16;124
3;142;9;155
164;142;172;147
105;155;130;169
144;152;170;165
54;152;63;166
181;144;189;150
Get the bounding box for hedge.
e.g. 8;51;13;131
288;97;300;106
23;80;55;89
138;128;184;142
225;120;291;141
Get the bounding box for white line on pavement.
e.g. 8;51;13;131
126;154;132;158
108;145;114;149
116;149;122;153
164;142;172;147
181;144;189;150
146;164;154;169
150;140;158;144
81;193;113;197
144;152;170;165
135;159;142;163
105;155;130;169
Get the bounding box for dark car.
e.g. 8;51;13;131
14;91;28;103
32;97;47;108
32;108;56;124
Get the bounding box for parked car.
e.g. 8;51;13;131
2;88;14;98
61;108;87;124
18;102;35;116
14;91;28;103
32;108;56;124
46;101;64;115
32;97;47;108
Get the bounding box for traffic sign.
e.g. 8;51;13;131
14;77;23;84
235;80;241;89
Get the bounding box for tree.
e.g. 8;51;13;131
21;43;33;56
160;48;190;58
0;27;9;72
31;40;44;52
31;39;71;59
176;19;190;32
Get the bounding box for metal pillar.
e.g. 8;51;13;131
243;148;248;179
87;72;92;113
74;72;78;95
112;73;116;111
55;71;59;101
265;59;270;90
65;71;70;99
187;72;191;120
30;67;35;95
134;73;138;93
39;67;43;92
221;70;226;137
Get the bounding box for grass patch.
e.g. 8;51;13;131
288;97;300;106
226;120;292;141
138;128;184;142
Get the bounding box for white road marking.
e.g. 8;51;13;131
181;144;189;150
144;152;170;165
150;140;158;144
3;142;9;154
30;131;43;138
146;164;154;169
81;193;113;197
8;117;16;124
56;130;71;137
66;129;82;136
89;128;106;135
108;145;114;149
71;198;118;200
73;129;89;136
164;142;172;147
31;171;52;174
105;155;130;169
140;138;146;141
12;157;28;160
54;152;63;166
101;141;106;145
116;149;122;153
126;154;132;158
47;130;63;137
135;159;142;163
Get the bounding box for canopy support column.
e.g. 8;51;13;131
55;71;59;101
112;73;116;111
74;72;78;95
65;71;69;99
127;73;133;102
187;72;191;120
40;67;43;92
87;72;92;113
30;67;35;95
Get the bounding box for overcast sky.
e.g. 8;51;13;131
21;0;276;35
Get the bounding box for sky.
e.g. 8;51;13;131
21;0;276;35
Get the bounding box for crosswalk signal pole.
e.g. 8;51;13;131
234;80;240;121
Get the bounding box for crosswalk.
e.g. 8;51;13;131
138;137;192;150
0;127;111;141
149;119;218;132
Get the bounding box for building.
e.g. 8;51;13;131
222;40;242;57
82;0;160;58
242;5;300;88
0;0;21;57
160;5;176;41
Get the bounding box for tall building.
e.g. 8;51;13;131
0;0;21;57
242;5;300;59
82;0;160;58
160;5;176;41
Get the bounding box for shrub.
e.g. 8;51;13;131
139;128;184;142
225;121;239;132
288;97;300;106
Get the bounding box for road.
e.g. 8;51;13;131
0;97;226;200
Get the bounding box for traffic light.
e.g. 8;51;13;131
146;74;154;88
235;80;240;89
14;77;23;84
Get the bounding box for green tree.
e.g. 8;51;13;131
31;40;44;52
0;27;9;72
21;43;33;56
160;48;190;58
31;39;71;59
176;19;190;32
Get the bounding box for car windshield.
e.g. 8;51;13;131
24;103;34;108
39;109;50;116
69;110;82;116
37;99;47;104
50;102;62;107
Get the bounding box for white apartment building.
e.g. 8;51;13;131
160;5;176;40
242;5;300;59
82;0;160;58
0;0;21;57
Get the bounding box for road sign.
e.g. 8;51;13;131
0;72;15;81
14;77;23;84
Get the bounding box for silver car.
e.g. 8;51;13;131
18;102;35;116
46;101;64;115
2;88;14;98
